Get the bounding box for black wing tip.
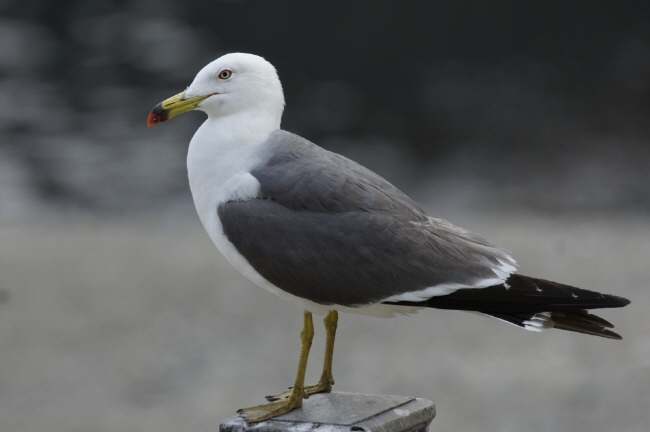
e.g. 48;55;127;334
608;294;631;308
606;331;624;340
549;309;626;339
556;324;624;340
483;309;626;339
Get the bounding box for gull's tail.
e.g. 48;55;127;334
483;309;624;339
387;274;630;339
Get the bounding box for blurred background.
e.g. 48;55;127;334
0;1;648;431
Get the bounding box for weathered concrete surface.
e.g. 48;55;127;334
0;212;647;432
220;392;434;432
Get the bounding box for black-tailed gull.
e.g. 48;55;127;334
147;53;630;422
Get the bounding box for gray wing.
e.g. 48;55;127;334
218;130;515;307
250;130;425;217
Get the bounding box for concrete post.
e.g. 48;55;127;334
221;392;435;432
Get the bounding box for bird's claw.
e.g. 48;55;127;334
238;393;303;423
265;379;332;402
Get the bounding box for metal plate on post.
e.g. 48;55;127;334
220;392;435;432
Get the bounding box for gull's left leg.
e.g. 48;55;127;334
267;310;338;402
238;310;314;423
306;310;338;394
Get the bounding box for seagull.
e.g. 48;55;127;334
147;53;630;422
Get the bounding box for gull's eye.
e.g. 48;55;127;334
218;69;232;80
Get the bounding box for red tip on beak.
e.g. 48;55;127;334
147;103;167;127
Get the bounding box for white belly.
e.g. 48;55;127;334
187;158;336;315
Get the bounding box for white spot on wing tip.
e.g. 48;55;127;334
523;312;554;332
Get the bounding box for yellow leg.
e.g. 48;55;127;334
267;310;338;402
238;310;314;423
311;310;338;393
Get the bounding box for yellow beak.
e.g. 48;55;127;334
147;91;214;126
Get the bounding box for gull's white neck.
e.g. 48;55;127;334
187;109;279;241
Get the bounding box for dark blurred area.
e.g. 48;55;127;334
1;0;649;217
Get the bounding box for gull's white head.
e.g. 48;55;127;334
148;53;285;126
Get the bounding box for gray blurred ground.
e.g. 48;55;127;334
0;211;646;432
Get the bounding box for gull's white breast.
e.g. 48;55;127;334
186;118;417;317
